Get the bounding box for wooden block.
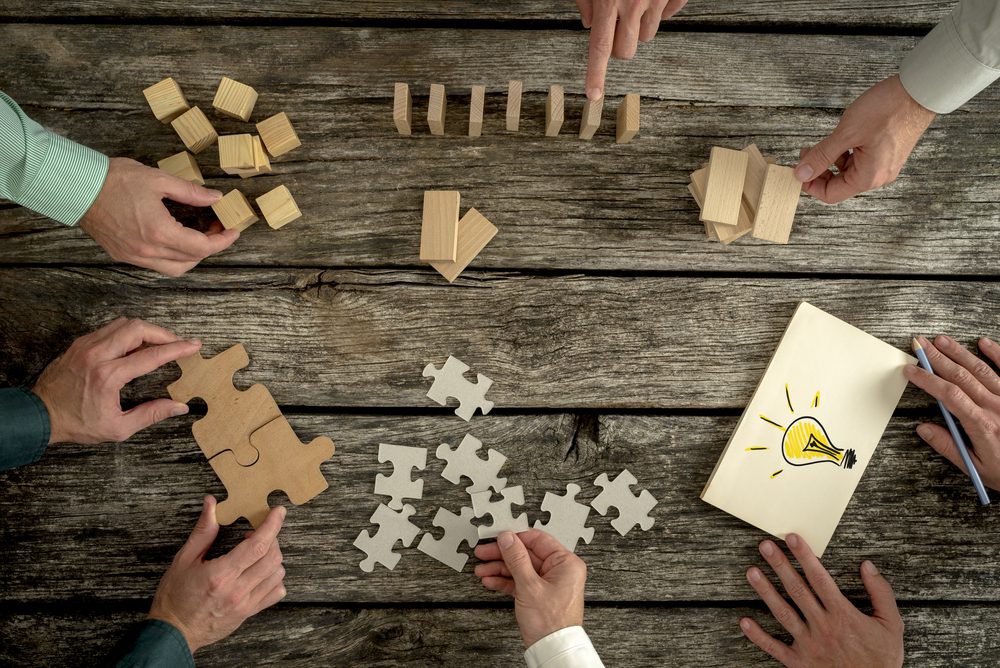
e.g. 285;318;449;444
752;164;801;244
429;208;499;282
420;191;460;262
742;144;769;219
170;106;217;154
211;189;259;232
156;151;204;185
393;82;412;135
616;93;640;143
506;79;523;131
256;112;301;157
691;167;752;245
469;85;485;137
237;135;272;179
256;185;302;230
700;146;748;227
212;76;258;122
579;96;603;140
427;83;446;136
142;77;190;124
545;85;564;136
218;134;255;175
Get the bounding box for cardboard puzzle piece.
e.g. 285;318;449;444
375;443;427;510
353;503;421;572
416;506;479;572
212;414;335;527
591;469;658;536
471;485;529;539
167;344;279;466
423;355;495;421
436;434;507;493
533;483;595;552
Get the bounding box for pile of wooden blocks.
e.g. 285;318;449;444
690;144;802;245
394;82;640;143
419;191;498;282
142;76;303;232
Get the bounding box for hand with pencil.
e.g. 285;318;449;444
904;335;1000;498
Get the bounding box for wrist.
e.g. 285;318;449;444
30;383;65;445
147;610;200;654
522;620;576;649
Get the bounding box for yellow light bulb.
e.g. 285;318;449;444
781;416;857;470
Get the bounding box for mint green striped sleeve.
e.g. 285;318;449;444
0;91;109;226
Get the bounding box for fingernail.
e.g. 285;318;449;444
794;164;814;182
171;403;189;417
862;560;879;576
747;567;761;582
786;533;800;548
916;424;933;440
188;339;201;346
740;618;752;631
759;541;774;556
586;87;602;101
498;531;515;548
208;189;223;200
937;335;951;348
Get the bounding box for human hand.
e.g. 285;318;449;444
474;529;587;648
741;534;904;667
576;0;688;100
79;157;239;277
904;335;1000;491
148;496;287;654
794;75;936;204
31;317;199;444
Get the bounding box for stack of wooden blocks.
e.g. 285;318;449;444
690;144;802;245
142;76;303;233
394;82;640;143
419;191;498;283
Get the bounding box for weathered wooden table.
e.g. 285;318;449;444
2;2;999;665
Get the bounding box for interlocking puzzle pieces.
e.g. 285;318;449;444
436;434;507;494
471;485;530;539
423;355;495;421
375;443;427;510
534;483;595;552
417;506;480;572
354;503;421;572
591;469;658;536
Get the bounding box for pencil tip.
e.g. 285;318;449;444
912;337;922;352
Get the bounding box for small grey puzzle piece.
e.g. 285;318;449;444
423;355;495;421
533;483;595;552
416;506;480;572
374;443;427;510
471;485;529;539
436;434;507;493
353;503;421;572
591;469;658;536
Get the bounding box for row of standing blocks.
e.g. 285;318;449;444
393;81;640;143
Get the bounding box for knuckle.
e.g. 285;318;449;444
208;574;227;594
946;385;968;405
972;360;994;379
953;367;974;387
786;581;808;600
227;590;245;608
275;566;286;580
252;540;268;559
774;606;797;627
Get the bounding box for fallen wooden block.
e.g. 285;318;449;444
256;112;301;157
393;82;412;135
616;93;640;143
506;80;522;131
171;106;218;154
700;146;747;227
218;134;255;175
579;96;603;140
690;166;752;245
256;185;302;230
469;85;485;137
752;164;801;244
429;208;499;283
545;85;564;136
428;83;446;136
213;76;258;122
212;189;259;232
142;77;190;124
157;151;204;185
237;135;272;179
420;191;460;262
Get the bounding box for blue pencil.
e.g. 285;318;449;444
912;338;991;506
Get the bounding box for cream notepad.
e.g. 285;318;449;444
700;301;914;556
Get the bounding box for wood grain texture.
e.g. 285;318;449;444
701;147;748;226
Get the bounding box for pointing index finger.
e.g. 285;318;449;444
585;2;617;100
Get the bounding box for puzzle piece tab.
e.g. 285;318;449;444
416;506;479;572
374;443;427;510
533;483;595;552
436;434;507;494
423;355;495;421
354;503;421;572
471;485;529;539
591;469;657;536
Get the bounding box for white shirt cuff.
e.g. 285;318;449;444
524;626;604;668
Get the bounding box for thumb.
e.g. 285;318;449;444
177;496;220;563
861;560;901;626
794;128;853;183
119;398;189;441
160;175;223;207
498;532;540;586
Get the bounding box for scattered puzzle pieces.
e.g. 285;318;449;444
423;355;494;421
375;443;427;510
591;469;657;536
354;503;421;572
533;483;595;552
471;485;530;539
417;506;480;572
436;434;507;494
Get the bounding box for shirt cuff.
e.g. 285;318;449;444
113;619;194;668
900;13;1000;113
524;626;604;668
0;387;50;471
17;126;109;226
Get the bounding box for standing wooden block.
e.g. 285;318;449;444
212;189;259;232
237;135;272;179
256;112;301;157
427;83;446;136
742;144;769;219
469;85;485;137
420;191;460;262
579;96;603;140
171;106;218;154
429;208;499;283
157;151;204;186
700;147;748;227
142;77;190;124
616;93;640;143
506;80;523;131
545;85;564;137
218;134;255;175
212;76;258;122
752;165;801;244
691;166;752;245
256;185;302;230
393;82;412;135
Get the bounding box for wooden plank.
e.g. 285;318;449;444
690;165;753;245
419;191;460;261
428;207;498;282
392;82;411;135
701;147;748;226
752;164;802;244
468;84;485;137
578;96;602;140
506;79;522;132
615;93;640;143
545;84;564;136
427;83;446;136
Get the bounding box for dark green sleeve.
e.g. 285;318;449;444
0;387;50;471
112;619;194;668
